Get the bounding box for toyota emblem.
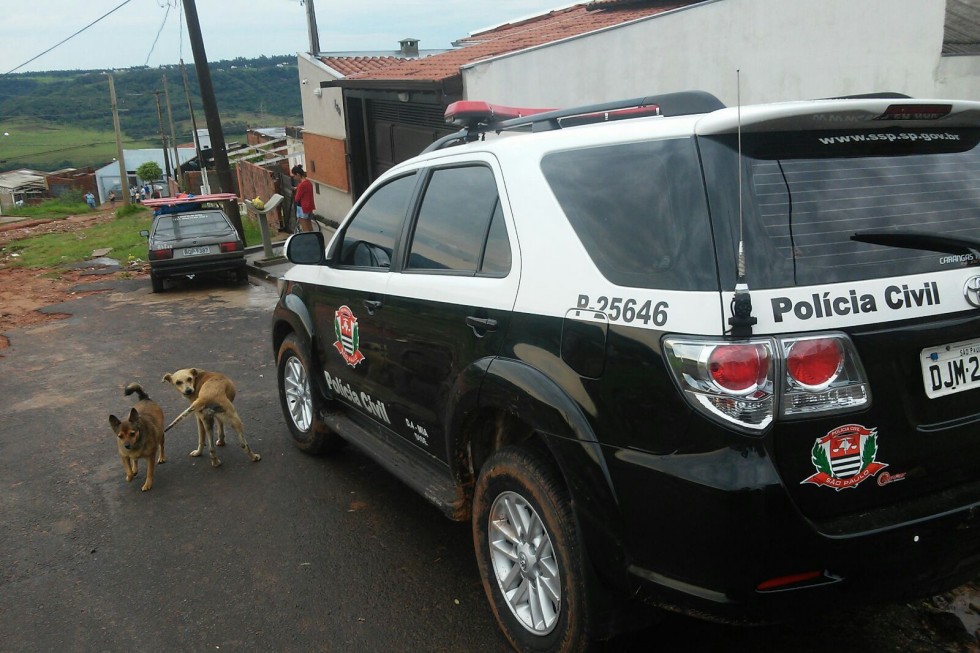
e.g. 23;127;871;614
965;276;980;309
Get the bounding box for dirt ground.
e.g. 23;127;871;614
0;208;147;351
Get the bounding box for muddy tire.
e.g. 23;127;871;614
276;333;344;454
473;446;596;653
150;271;164;293
236;267;249;285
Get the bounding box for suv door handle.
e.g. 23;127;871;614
363;299;383;314
466;316;497;335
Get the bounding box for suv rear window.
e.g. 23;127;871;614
152;212;234;239
541;137;717;291
700;128;980;288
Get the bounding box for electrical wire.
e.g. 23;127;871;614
2;0;138;76
145;0;175;66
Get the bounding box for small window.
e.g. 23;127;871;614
408;166;506;274
479;201;511;276
338;173;416;268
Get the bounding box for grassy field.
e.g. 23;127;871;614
4;204;264;269
0;118;159;171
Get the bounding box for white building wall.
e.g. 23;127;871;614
297;53;352;221
463;0;957;107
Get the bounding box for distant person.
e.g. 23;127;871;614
130;186;138;203
84;191;96;209
108;191;116;204
291;164;314;233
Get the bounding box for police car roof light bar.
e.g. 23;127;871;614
424;90;725;153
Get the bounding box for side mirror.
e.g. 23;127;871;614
139;230;149;238
285;231;326;265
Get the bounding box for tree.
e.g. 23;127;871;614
136;161;162;185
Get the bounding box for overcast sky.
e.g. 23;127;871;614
1;0;572;74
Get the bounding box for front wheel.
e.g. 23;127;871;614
473;446;597;653
276;333;344;454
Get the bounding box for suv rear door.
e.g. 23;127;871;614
382;157;519;462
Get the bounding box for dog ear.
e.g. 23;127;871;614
128;407;140;424
109;414;121;431
190;368;200;378
162;373;172;384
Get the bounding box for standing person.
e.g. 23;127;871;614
291;164;314;233
84;191;96;209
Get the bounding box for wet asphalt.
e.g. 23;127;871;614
0;274;975;652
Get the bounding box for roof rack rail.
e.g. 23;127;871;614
422;90;725;154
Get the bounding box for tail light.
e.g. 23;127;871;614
149;248;173;260
708;344;770;394
664;333;870;433
219;241;242;253
786;338;843;390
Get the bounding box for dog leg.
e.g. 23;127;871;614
158;432;166;464
142;455;155;491
121;455;136;482
189;416;206;457
221;413;261;462
204;413;222;468
215;420;225;447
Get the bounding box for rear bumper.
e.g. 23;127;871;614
600;443;980;622
150;255;245;278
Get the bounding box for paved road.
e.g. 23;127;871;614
0;276;975;652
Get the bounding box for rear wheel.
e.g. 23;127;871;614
473;446;597;653
236;267;249;285
276;333;344;454
150;271;164;293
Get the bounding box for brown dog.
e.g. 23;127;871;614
109;382;166;491
162;367;261;467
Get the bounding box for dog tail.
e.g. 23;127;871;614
124;382;150;401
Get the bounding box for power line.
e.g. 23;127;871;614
145;1;175;66
3;0;138;76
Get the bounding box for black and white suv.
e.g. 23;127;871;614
272;91;980;651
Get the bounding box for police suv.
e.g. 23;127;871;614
271;91;980;652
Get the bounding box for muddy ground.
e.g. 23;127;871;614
0;208;146;351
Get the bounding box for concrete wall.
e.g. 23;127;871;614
297;53;353;222
463;0;960;107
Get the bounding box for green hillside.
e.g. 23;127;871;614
0;55;302;172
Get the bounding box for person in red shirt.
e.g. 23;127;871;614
291;164;315;232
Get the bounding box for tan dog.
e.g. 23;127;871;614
109;382;166;491
162;367;261;467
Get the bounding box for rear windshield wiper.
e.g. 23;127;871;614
851;230;980;259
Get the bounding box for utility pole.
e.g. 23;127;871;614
163;74;182;192
305;0;320;54
105;72;130;207
181;0;244;240
179;59;208;194
153;92;173;194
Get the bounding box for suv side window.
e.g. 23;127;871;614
407;165;509;275
541;137;715;291
338;173;416;268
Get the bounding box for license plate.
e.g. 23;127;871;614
183;246;211;256
920;339;980;398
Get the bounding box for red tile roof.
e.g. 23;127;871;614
339;1;702;83
320;56;403;78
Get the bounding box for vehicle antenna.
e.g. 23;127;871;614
728;69;757;337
